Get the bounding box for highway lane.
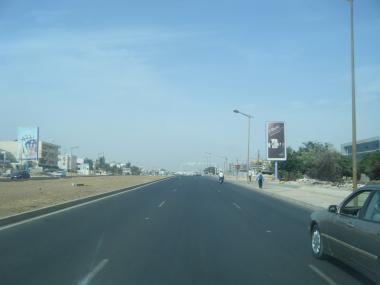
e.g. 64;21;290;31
0;176;374;285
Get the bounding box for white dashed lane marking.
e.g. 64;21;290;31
78;258;109;285
308;264;337;285
232;202;241;210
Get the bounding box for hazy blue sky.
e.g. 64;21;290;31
0;0;379;170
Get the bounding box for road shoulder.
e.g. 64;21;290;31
225;177;351;211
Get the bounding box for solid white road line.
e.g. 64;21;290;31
233;202;241;210
158;201;166;208
308;264;337;285
78;258;109;285
0;181;165;232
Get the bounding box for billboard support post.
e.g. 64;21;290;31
274;161;279;181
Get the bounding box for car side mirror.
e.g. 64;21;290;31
328;205;338;213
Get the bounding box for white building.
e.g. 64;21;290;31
77;163;90;175
76;158;91;175
0;141;18;162
58;154;77;172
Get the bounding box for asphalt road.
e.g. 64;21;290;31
0;176;375;285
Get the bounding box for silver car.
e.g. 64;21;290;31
310;184;380;284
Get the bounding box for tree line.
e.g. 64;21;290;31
273;141;380;182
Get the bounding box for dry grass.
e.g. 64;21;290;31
0;176;165;218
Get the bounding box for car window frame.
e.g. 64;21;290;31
339;189;374;219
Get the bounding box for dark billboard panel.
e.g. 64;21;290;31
266;122;286;161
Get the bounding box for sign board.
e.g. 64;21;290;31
266;122;286;161
18;127;39;161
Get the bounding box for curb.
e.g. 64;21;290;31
0;176;173;228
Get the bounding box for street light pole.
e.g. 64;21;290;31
233;109;252;183
348;0;357;191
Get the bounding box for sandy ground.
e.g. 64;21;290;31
225;175;353;209
0;176;166;218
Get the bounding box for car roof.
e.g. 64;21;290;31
359;183;380;191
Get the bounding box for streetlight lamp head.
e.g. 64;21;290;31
233;109;239;113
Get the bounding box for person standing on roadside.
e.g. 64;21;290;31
256;172;264;189
248;170;252;182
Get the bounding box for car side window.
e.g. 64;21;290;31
340;191;371;217
363;192;380;223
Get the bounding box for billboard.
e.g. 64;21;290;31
266;122;286;161
18;127;39;161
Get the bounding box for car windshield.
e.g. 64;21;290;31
0;1;379;285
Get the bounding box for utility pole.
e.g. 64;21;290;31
348;0;357;190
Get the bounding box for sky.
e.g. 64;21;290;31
0;0;379;171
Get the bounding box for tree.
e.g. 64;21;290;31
310;150;345;182
95;156;110;172
297;142;330;176
84;158;94;170
337;154;352;178
275;141;353;182
204;166;216;175
110;165;122;175
359;151;380;180
131;165;141;175
274;147;302;181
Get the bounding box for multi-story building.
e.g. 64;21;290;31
0;141;18;163
38;141;59;169
341;137;380;160
0;140;59;169
58;154;77;172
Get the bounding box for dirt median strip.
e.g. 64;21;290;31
0;176;171;222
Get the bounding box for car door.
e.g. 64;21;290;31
350;191;380;282
328;190;372;263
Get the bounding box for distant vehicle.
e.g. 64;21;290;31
10;170;30;180
310;184;380;284
52;170;66;177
